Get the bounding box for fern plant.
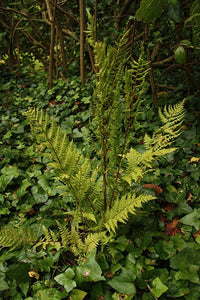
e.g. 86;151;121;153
4;21;184;257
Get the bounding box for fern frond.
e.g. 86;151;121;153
24;108;81;179
24;108;98;208
105;193;155;233
83;232;105;254
0;226;36;251
35;225;61;251
122;148;154;184
66;211;97;224
159;100;185;128
86;9;96;48
144;100;185;153
70;226;84;256
124;100;185;185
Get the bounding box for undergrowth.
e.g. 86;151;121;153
0;29;200;300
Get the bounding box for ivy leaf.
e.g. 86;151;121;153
6;262;30;284
0;175;14;192
54;268;76;293
167;279;189;297
108;268;136;295
151;277;168;297
0;276;9;291
31;186;48;203
19;282;29;297
180;208;200;230
142;293;154;300
175;264;200;284
136;0;164;23
75;250;105;283
70;289;87;300
170;246;200;270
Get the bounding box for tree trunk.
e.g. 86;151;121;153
45;0;57;88
55;13;68;74
79;0;86;84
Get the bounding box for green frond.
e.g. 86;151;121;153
70;226;84;256
122;148;154;184
153;147;178;157
24;108;97;206
159;100;185;128
83;232;105;253
35;225;61;251
24;108;82;179
0;225;36;251
124;100;185;185
144;100;185;154
104;193;155;233
56;221;71;247
66;211;97;224
86;9;96;47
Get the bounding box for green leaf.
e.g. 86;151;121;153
168;1;182;23
70;289;87;300
151;277;168;297
175;264;200;284
155;240;176;260
0;207;10;215
168;279;189;297
38;178;52;194
174;46;186;64
142;293;154;300
90;282;104;299
54;268;76;293
31;186;48;203
34;288;63;300
180;209;200;230
0;276;9;291
15;179;31;198
136;0;164;23
0;175;14;192
3;130;12;139
75;250;105;283
108;268;136;295
185;286;200;300
6;262;30;284
170;246;200;270
19;281;30;297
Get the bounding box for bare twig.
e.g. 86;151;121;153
144;24;158;104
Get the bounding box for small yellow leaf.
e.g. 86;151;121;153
181;126;188;130
156;91;168;97
28;270;39;280
189;157;200;163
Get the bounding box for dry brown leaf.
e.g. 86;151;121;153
193;230;200;238
164;204;174;211
187;193;192;202
165;218;180;236
143;184;163;195
104;272;114;278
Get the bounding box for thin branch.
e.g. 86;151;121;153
152;55;174;67
144;23;158;104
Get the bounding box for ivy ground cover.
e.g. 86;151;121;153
0;64;200;299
